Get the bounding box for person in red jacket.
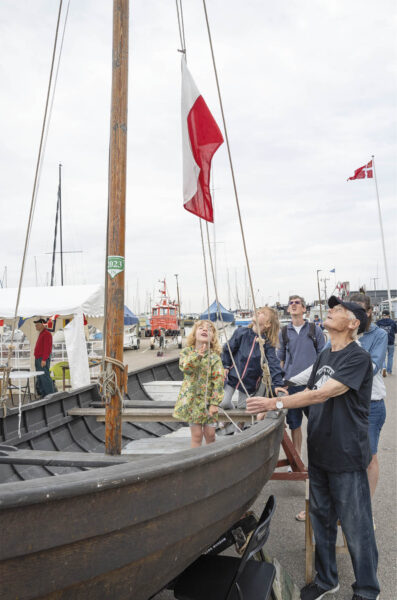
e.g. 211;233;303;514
34;318;56;397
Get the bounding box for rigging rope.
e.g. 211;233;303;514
1;0;67;417
202;0;274;398
199;220;211;410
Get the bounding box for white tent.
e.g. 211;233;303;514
0;284;104;390
0;284;104;318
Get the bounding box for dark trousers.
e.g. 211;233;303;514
309;463;380;599
35;357;56;397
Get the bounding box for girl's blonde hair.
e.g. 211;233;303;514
249;306;280;348
187;320;222;354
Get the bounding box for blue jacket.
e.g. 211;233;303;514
376;318;397;345
277;320;325;379
359;324;387;375
221;327;284;394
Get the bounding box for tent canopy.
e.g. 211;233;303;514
0;284;104;318
0;284;104;319
124;305;139;325
199;300;234;323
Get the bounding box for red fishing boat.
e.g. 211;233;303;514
150;279;179;335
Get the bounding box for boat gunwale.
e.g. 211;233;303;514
1;356;180;417
0;415;283;509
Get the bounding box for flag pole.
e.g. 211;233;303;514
372;155;393;315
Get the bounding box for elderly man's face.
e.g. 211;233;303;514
325;305;358;333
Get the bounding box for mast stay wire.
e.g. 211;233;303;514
202;0;274;397
1;0;70;417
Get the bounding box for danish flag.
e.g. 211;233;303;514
347;160;373;181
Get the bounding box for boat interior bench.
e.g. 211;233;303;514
68;407;255;423
0;446;152;467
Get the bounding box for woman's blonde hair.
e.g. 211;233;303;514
186;320;222;354
248;306;280;348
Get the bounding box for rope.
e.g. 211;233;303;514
98;356;126;407
218;407;243;433
175;0;186;54
199;220;211;409
202;0;273;397
1;0;66;413
204;222;250;397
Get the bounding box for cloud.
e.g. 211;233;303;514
0;0;395;311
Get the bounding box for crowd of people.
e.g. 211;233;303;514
173;293;394;600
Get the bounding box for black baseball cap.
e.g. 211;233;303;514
33;318;48;324
382;309;390;316
328;296;367;334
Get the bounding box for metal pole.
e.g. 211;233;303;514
372;155;392;314
316;270;323;321
174;274;181;328
59;163;64;285
105;0;129;455
34;257;38;286
50;180;60;286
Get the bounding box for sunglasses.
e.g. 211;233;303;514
289;300;302;305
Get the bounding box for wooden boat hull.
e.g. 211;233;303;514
0;359;283;600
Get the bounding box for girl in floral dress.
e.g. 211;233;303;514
173;320;224;448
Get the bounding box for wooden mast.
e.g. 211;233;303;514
105;0;129;455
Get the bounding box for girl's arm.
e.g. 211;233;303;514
179;347;203;375
209;355;226;406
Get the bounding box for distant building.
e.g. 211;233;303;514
350;289;397;308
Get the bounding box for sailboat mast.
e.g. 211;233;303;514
105;0;129;455
59;163;64;285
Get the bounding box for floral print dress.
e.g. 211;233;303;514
173;346;224;425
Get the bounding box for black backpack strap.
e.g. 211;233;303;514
282;325;289;350
308;322;318;351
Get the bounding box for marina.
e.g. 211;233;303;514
0;0;396;599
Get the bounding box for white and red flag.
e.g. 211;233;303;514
347;160;373;181
181;58;224;222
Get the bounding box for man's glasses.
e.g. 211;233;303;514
289;300;302;305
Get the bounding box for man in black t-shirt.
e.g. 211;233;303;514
247;296;380;600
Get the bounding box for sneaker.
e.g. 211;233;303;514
300;582;340;600
351;595;379;600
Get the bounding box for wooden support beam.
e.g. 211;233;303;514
68;407;255;424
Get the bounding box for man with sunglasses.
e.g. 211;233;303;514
277;295;325;462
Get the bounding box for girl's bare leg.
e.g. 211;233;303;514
190;425;204;448
203;425;216;444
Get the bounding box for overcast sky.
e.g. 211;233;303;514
0;0;396;314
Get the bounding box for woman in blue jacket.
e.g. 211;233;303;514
221;307;285;411
350;294;388;498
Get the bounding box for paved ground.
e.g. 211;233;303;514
153;372;396;600
123;337;183;371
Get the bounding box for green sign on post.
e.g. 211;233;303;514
107;255;125;279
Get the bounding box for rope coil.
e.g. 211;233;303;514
98;356;126;406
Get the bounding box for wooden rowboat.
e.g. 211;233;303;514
0;357;284;600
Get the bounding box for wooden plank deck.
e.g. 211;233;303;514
68;407;255;424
